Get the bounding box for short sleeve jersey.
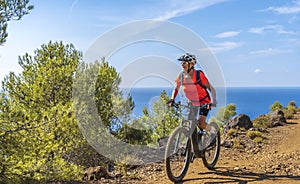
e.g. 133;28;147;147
175;70;211;106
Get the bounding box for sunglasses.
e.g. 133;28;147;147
181;61;189;65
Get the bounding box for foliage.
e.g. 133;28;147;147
252;115;272;128
114;154;141;178
227;128;238;137
253;137;264;144
282;108;294;119
288;100;297;107
223;103;237;120
141;90;180;145
247;130;266;144
0;38;137;182
246;130;262;140
112;90;181;147
0;41;87;183
94;60;134;131
282;100;297;119
269;101;283;112
232;138;244;149
0;0;34;45
212;103;236;127
116;120;152;145
73;59;136;167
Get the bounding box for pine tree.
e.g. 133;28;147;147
0;41;136;183
0;41;84;183
0;0;34;45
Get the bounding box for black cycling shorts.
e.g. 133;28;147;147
199;107;209;117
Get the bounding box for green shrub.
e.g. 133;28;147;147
240;127;246;132
288;100;297;107
282;108;294;119
213;104;237;128
233;139;244;149
227;128;238;137
247;130;266;144
253;137;264;144
252;115;272;128
114;154;142;178
247;130;263;140
270;101;283;112
281;101;298;119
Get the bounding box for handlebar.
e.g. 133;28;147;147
168;101;212;109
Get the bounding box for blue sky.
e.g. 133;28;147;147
0;0;300;87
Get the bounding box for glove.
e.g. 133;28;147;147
167;99;175;106
211;99;217;107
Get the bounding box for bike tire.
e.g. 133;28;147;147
165;127;191;182
202;121;221;170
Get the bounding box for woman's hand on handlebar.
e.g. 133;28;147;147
211;99;217;107
166;99;179;108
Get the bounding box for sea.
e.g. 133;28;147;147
127;87;300;120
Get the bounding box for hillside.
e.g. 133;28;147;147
122;112;300;184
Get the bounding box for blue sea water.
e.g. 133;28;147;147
128;87;300;120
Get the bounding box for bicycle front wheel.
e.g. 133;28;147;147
165;127;191;182
202;121;221;170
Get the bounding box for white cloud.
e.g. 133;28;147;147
155;0;228;20
209;41;243;53
249;48;292;56
254;68;262;74
215;31;241;38
248;25;295;34
262;0;300;14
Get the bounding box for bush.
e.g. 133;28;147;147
288;100;297;107
227;128;238;137
253;137;264;144
252;115;272;128
282;101;298;119
247;130;263;140
247;130;266;144
270;101;283;112
233;139;244;149
114;154;142;178
282;108;294;119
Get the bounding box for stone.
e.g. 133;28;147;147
157;136;169;147
223;114;253;134
231;114;253;130
83;166;114;181
269;110;287;127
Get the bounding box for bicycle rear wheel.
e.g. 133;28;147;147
202;122;220;169
165;127;191;182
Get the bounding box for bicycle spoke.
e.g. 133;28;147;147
165;127;191;182
202;122;221;170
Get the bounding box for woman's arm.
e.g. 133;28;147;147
204;81;217;106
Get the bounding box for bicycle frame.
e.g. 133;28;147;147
174;102;209;158
165;101;220;182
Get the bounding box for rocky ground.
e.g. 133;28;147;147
86;112;300;184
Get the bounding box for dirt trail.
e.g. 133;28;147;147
135;112;300;184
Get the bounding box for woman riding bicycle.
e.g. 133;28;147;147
168;53;217;135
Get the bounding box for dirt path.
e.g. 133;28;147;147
133;113;300;184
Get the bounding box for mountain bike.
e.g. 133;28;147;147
165;102;221;182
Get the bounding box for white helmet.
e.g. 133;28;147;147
178;53;196;64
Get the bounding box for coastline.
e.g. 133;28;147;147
128;86;300;120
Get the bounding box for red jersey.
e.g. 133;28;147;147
175;70;211;106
